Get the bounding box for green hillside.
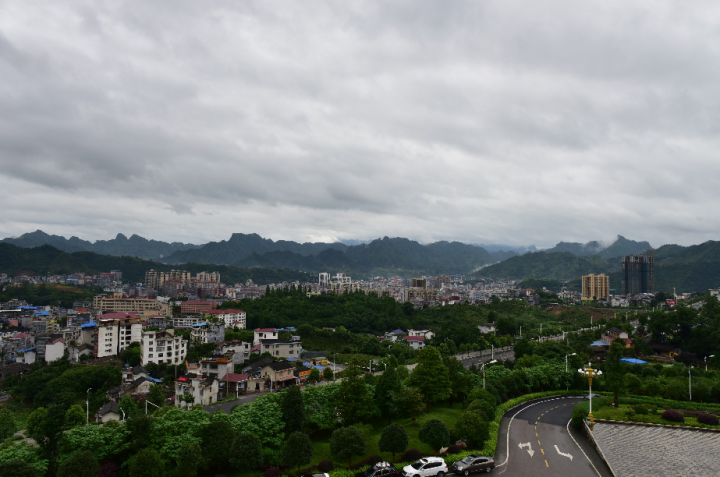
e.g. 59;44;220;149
0;243;309;285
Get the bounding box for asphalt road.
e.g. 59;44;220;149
459;349;514;369
494;396;613;477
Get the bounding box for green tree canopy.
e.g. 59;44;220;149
378;423;408;462
454;412;489;449
418;419;450;454
129;449;165;477
282;386;305;433
605;340;626;407
56;450;99;477
281;432;314;471
330;426;366;468
64;405;86;429
176;441;202;477
229;432;263;471
408;347;451;411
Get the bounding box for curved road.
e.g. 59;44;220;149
494;396;612;477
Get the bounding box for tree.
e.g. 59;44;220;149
282;386;305;433
119;395;139;418
408;347;451;411
57;450;99;477
376;366;402;421
0;460;39;477
496;316;516;336
129;449;165;477
392;388;425;423
176;442;202;477
308;368;321;384
126;415;153;452
0;409;16;441
330;426;366;468
147;385;165;410
334;360;378;424
229;432;263;471
26;405;64;458
323;367;334;381
200;419;235;469
64;405;86;429
122;342;142;367
418;419;450;455
605;340;626;407
378;423;408;462
454;412;489;449
282;431;314;472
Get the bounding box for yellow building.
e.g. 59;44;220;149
93;295;170;315
581;274;610;301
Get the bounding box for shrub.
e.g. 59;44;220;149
265;468;283;477
571;404;588;430
400;449;424;462
697;413;720;425
351;455;382;470
446;444;463;454
318;460;335;472
625;408;636;420
661;410;684;423
634;405;649;415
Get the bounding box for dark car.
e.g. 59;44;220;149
355;462;401;477
451;455;495;474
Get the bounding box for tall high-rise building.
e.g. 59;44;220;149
412;278;428;289
622;254;654;295
581;274;610;300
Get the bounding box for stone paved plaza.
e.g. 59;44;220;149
592;422;720;477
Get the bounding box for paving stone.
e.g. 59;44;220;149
592;422;720;477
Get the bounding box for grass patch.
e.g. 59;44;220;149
593;404;720;429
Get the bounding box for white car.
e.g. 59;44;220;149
403;457;448;477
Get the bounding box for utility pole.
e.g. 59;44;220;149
86;388;92;424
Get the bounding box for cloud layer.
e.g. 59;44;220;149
1;1;720;248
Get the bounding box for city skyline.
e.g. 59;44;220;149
2;2;720;248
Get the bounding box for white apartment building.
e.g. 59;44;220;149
141;329;188;366
206;309;246;329
253;328;278;346
175;374;219;408
95;314;144;358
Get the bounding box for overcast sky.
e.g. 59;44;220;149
1;1;720;248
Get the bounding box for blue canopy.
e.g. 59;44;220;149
621;358;647;364
590;340;609;347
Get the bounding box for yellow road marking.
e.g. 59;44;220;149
536;433;538;437
538;440;541;446
541;449;545;455
545;460;549;468
534;426;537;430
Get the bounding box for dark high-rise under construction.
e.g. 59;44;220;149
622;254;654;295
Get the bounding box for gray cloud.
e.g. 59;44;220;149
1;0;720;249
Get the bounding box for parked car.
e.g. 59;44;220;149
451;455;495;474
402;457;448;477
355;462;401;477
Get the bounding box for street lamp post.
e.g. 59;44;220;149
333;353;337;382
146;399;162;415
706;355;715;372
579;364;602;424
519;326;522;338
540;323;542;342
565;353;576;373
481;360;497;389
689;366;693;401
120;407;126;422
86;388;91;424
491;345;494;360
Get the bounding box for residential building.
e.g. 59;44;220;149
412;278;428;289
93;295;170;315
96;402;121;423
601;327;633;348
478;324;496;334
44;337;65;362
259;361;296;389
206;309;246;328
581;274;610;301
254;328;278;345
403;335;425;350
94;313;144;358
141;328;187;366
191;322;225;343
407;329;435;340
199;356;233;379
260;339;302;358
181;300;218;315
622;254;654;295
175;374;219;407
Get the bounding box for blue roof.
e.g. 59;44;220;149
34;310;49;316
314;365;327;371
621;358;648;364
148;377;162;383
190;322;208;327
303;362;315;367
19;347;36;353
286;357;299;362
590;340;609;347
81;321;96;328
20;306;38;310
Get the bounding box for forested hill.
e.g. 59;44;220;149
475;240;720;293
1;230;199;261
233;237;515;275
0;243;309;285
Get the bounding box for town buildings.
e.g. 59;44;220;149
93;295;170;315
141;328;187;366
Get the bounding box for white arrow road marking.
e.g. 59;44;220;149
554;445;573;461
518;442;534;457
